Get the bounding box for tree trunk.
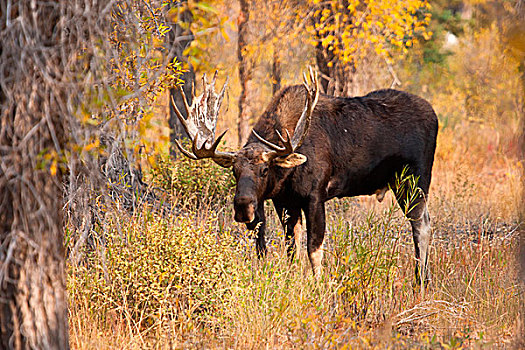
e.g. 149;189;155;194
314;39;333;94
0;1;69;349
312;3;356;97
167;1;195;158
505;2;525;344
515;0;525;296
516;33;525;350
238;0;253;146
272;45;282;95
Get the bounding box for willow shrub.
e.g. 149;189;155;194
150;149;235;210
330;205;405;323
68;212;248;330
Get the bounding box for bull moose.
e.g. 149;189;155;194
172;68;438;283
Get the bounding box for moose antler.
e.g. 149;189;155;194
253;66;320;159
172;71;235;167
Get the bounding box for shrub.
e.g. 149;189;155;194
149;150;235;210
68;211;247;330
330;204;404;323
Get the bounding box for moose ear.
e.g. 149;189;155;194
273;153;307;168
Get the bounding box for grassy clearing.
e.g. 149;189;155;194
67;149;522;349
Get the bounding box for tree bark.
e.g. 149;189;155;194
272;45;282;95
518;51;525;291
167;1;195;158
519;54;525;348
518;59;525;282
0;2;69;349
312;3;357;96
514;2;525;312
238;0;253;146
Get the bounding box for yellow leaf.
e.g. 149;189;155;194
50;159;58;176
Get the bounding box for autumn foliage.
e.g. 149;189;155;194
306;0;432;66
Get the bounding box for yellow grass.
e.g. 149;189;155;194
68;132;523;348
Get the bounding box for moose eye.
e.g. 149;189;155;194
261;167;269;177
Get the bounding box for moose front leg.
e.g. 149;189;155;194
273;202;302;260
246;202;267;258
304;199;326;276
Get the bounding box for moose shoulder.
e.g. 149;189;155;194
173;69;438;283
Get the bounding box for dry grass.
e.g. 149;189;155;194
67;132;523;348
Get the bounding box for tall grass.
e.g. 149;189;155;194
67;155;522;349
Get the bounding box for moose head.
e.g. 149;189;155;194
172;68;319;224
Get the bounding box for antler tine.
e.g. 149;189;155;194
212;70;218;86
217;76;229;112
275;129;289;145
303;71;309;88
170;92;194;139
252;130;286;152
275;129;294;154
174;138;198;160
291;66;319;150
178;84;193;122
202;73;209;94
312;66;319;92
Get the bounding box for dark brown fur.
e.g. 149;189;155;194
232;85;438;281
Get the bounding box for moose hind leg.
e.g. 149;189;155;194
410;202;431;286
393;167;432;286
305;200;326;277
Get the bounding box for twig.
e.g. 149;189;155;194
141;0;161;35
0;234;18;286
384;57;401;88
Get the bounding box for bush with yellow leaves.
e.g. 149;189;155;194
68;213;248;331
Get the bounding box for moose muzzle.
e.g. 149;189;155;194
233;195;257;223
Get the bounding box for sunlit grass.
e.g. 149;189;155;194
67;149;522;349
